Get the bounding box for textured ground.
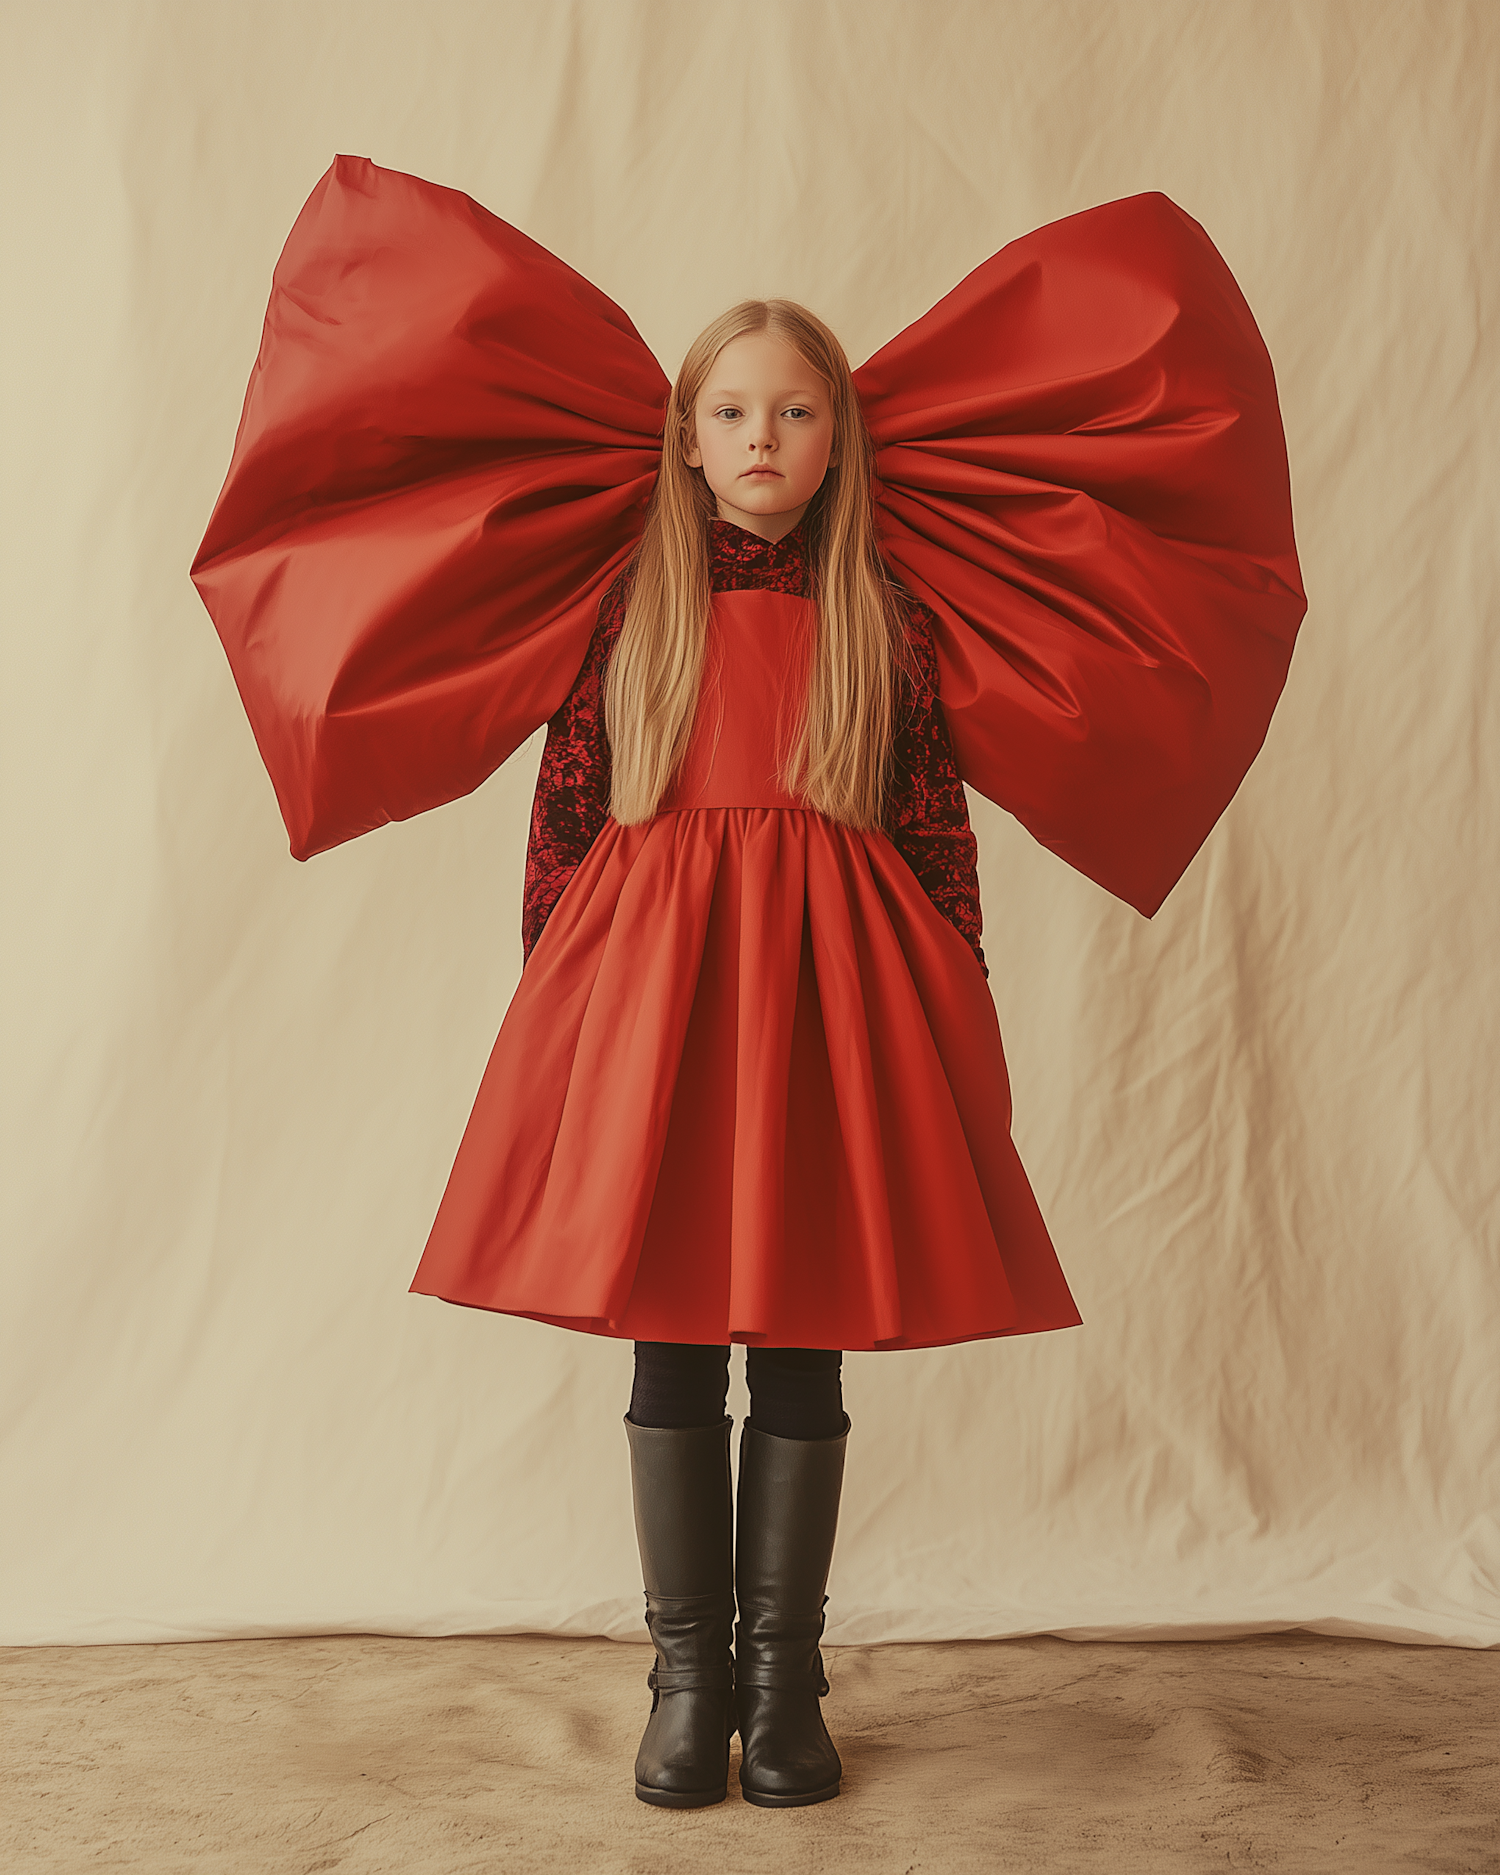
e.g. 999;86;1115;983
3;1632;1495;1873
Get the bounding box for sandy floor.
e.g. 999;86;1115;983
3;1631;1495;1873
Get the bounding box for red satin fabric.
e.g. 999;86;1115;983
410;594;1079;1348
192;157;668;859
193;157;1304;914
856;196;1306;913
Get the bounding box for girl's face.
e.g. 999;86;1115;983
685;334;836;542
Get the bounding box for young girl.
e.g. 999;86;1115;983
410;296;1083;1807
194;158;1303;1814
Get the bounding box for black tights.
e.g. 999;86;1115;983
629;1342;844;1442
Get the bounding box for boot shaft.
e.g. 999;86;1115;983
625;1415;735;1597
734;1417;848;1617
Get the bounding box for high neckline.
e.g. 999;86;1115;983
708;516;810;596
710;515;807;552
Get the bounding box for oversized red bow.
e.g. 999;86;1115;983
193;156;1304;916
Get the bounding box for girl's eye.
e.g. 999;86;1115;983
715;406;742;421
784;406;813;420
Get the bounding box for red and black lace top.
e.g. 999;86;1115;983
522;517;986;971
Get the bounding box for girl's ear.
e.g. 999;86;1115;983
683;425;703;469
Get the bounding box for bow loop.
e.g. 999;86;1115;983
857;190;1305;913
193;155;667;860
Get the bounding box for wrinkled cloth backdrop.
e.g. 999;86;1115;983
3;0;1496;1648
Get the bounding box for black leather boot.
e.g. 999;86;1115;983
625;1415;737;1808
734;1415;849;1807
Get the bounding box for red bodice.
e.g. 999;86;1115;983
522;519;986;969
658;591;816;813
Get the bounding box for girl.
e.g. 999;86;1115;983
413;299;1082;1807
194;158;1303;1815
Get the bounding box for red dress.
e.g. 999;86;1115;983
409;523;1065;1348
191;158;1306;1350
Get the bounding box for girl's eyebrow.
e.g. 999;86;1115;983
704;386;825;402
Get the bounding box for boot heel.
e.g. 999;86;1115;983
741;1777;841;1808
635;1781;728;1808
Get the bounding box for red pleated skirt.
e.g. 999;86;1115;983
409;593;1081;1350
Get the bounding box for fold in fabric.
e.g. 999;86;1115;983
193;159;1304;916
409;804;1079;1351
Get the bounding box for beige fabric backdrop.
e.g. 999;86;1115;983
3;0;1496;1650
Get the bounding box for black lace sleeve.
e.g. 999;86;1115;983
520;575;627;958
885;602;987;976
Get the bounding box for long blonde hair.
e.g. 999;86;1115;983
605;300;904;828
